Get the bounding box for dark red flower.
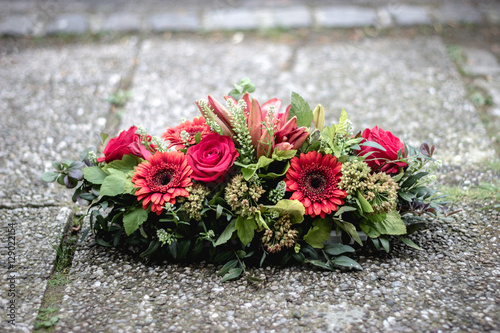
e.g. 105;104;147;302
131;151;192;215
98;126;152;163
358;126;408;174
284;151;347;218
186;133;238;183
162;117;212;150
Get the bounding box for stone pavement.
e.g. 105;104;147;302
1;1;500;332
1;0;500;36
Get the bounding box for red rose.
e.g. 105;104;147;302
358;126;407;174
186;133;238;183
98;126;152;163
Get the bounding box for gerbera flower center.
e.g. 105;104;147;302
148;165;178;193
299;165;338;202
307;172;327;191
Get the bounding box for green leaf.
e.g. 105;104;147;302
123;179;136;194
331;255;363;270
103;155;140;174
378;211;407;235
336;108;350;135
359;220;381;238
123;206;149;236
324;243;355;256
401;172;429;189
379;236;390;253
305;259;333;271
99;169;127;197
357;191;374;213
400;237;423;250
194;132;201;144
272;149;297;161
303;219;332;249
334;206;357;217
360;140;387;152
271;199;305;224
217;259;238;276
220;267;243;282
398;191;415;202
83;166;108;184
235;216;258;246
96;238;112;247
240;155;274;181
42;171;59;183
216;204;223;219
140;240;160;257
290;91;313;128
215;220;236;246
336;221;363;245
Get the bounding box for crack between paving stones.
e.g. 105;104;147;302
32;39;144;331
34;208;77;331
103;38;143;136
0;202;65;210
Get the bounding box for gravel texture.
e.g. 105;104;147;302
0;207;72;332
54;203;499;332
52;35;499;332
0;38;137;207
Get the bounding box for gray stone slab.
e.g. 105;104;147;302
433;3;482;24
0;207;72;332
55;36;499;332
0;15;36;36
315;6;377;27
291;37;492;172
203;8;260;30
150;11;200;32
462;47;500;76
120;37;293;136
271;6;312;28
45;13;89;35
388;5;432;26
102;12;141;32
0;40;138;205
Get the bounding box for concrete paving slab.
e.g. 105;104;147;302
0;206;72;332
0;39;138;206
56;35;499;332
463;47;500;77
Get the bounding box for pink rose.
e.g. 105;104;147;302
186;133;238;183
358;126;407;174
98;126;152;163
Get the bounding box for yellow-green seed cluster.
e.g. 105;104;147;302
363;172;399;214
338;160;371;195
224;174;265;217
261;212;298;253
181;184;210;221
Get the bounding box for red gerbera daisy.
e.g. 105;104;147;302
131;151;193;215
162;117;212;150
284;151;347;218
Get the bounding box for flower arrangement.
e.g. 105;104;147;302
43;79;450;281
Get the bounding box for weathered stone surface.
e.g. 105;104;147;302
0;39;137;205
271;6;311;28
433;3;482;24
203;8;260;30
0;15;36;36
102;12;141;32
0;207;72;332
463;47;500;76
315;6;377;27
45;13;89;35
150;11;200;32
388;5;432;26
